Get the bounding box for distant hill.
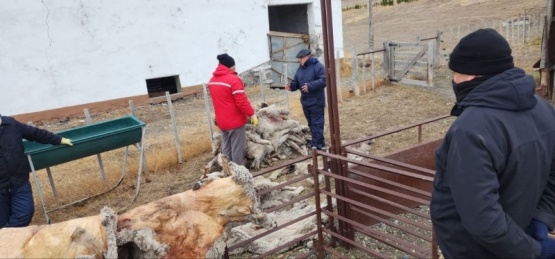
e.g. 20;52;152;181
342;0;546;52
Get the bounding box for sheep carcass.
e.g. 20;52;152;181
0;156;274;258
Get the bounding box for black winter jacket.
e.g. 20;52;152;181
289;57;326;108
431;68;555;258
0;116;61;190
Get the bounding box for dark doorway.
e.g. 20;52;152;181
268;4;308;34
146;75;181;98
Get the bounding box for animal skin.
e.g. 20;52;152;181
0;157;273;258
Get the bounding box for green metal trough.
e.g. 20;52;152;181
24;115;145;170
23;115;146;224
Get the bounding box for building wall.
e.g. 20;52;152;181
0;0;343;118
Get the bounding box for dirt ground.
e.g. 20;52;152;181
25;0;547;255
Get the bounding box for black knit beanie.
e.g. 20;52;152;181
217;54;235;68
449;28;514;75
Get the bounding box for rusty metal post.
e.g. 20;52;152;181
432;229;439;259
323;154;337;247
319;0;354;248
312;150;325;258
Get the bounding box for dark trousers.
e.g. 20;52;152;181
221;125;247;165
303;105;325;149
0;180;35;228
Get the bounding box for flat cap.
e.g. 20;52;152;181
295;49;312;58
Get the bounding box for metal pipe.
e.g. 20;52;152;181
264;191;315;213
256;173;312;196
342;114;451;147
253;230;319;259
322;227;388;258
227;211;318;251
28;155;50;224
45;167;58;200
432;229;439;259
252;155;310;177
84;108;108;185
349;167;432;198
318;168;430;205
346;149;435;176
348;187;430;219
350;206;432;242
322;152;434;182
322;154;337;247
321;208;430;258
131;126;147;204
357;48;385;56
312;149;325;258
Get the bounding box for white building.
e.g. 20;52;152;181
0;0;343;120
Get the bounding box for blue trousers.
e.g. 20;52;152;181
303;105;325;149
0;181;35;228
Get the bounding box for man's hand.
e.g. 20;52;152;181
61;137;73;146
526;219;555;259
250;115;259;127
301;83;309;93
285;84;291;91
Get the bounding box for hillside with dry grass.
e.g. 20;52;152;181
342;0;545;52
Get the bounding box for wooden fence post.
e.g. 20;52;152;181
202;83;215;149
371;52;376;90
362;55;367;94
383;41;390;81
165;91;183;164
284;63;291;112
258;69;266;103
511;19;515;44
427;41;435;87
352;47;359;96
435;31;441;67
517;14;521;43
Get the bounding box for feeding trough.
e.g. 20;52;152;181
24;115;146;223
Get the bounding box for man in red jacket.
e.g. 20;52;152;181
208;54;257;165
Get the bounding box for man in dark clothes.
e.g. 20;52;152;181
285;49;326;150
430;28;555;258
0;115;72;228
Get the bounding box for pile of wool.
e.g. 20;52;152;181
211;104;312;171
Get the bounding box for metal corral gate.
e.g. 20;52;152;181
226;115;451;258
383;34;441;87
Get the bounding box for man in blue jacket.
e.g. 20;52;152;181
286;49;327;150
0;115;72;228
431;28;555;258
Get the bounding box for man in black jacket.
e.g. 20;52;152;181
0;115;72;228
431;28;555;258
